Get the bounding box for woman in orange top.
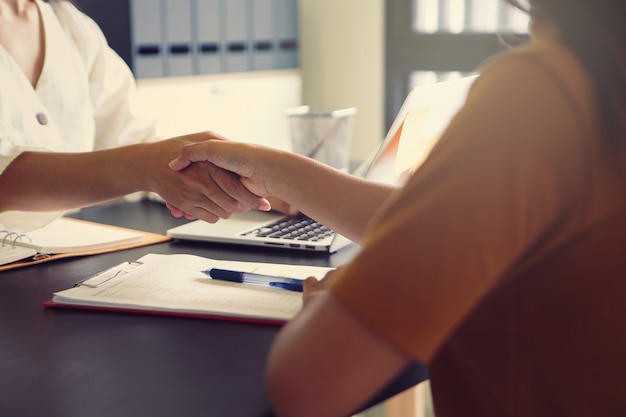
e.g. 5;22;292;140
170;0;626;415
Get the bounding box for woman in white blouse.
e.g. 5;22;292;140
0;0;268;232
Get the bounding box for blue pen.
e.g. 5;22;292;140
204;268;303;292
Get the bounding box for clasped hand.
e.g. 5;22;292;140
146;132;270;223
166;134;297;220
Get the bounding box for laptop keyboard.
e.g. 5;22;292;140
242;214;334;242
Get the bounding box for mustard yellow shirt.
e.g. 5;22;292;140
331;40;626;416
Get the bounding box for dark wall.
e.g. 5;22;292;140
73;0;133;69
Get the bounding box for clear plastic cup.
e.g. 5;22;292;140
285;106;357;172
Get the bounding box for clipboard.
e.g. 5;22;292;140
44;253;333;325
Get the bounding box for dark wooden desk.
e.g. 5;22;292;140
0;199;425;417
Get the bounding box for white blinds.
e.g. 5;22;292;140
410;0;528;86
414;0;529;34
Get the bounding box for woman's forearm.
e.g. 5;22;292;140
0;134;269;222
169;138;400;242
249;147;398;243
0;145;145;212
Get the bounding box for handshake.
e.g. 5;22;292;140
158;132;301;223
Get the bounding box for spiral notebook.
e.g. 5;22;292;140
0;217;170;271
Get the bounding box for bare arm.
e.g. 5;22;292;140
169;140;398;243
265;277;410;417
0;132;269;223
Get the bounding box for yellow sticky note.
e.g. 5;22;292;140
397;100;461;175
396;108;435;175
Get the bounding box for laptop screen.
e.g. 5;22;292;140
357;75;478;186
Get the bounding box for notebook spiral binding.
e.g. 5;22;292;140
0;231;32;248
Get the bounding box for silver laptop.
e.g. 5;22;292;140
166;75;478;252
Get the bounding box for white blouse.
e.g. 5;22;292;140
0;0;157;232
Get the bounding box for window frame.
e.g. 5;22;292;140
384;0;527;128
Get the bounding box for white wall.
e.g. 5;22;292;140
299;0;385;160
135;69;301;151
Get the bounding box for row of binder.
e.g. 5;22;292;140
130;0;299;78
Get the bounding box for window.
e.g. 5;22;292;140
385;0;529;127
414;0;528;34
